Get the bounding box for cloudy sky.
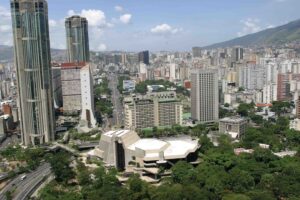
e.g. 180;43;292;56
0;0;300;51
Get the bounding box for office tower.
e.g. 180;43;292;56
138;50;150;65
232;47;244;62
10;0;54;145
192;47;202;58
191;69;219;123
65;16;90;62
124;92;182;129
61;62;96;128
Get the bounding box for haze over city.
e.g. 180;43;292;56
1;0;300;51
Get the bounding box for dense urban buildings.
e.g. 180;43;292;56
65;15;90;62
10;0;54;145
191;69;219;123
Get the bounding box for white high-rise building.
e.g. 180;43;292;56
80;65;97;128
191;69;219;123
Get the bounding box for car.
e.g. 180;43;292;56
20;175;27;181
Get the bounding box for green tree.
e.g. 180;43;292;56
46;152;75;183
228;168;255;193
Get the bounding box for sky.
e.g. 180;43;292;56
0;0;300;51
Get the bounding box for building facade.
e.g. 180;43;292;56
61;62;83;113
65;16;90;62
191;68;219;123
61;62;96;128
219;116;248;139
10;0;55;145
124;92;182;129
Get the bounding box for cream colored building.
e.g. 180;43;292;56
124;92;182;130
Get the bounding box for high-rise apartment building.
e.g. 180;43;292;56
192;47;202;58
124;92;182;129
138;50;150;65
65;16;90;62
10;0;54;145
232;47;244;62
61;62;96;128
191;69;219;123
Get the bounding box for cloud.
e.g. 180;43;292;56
237;18;262;37
0;25;11;32
274;0;288;2
97;44;107;51
115;6;123;12
49;19;57;27
119;14;132;24
0;6;12;46
68;9;110;27
151;23;181;35
0;6;11;19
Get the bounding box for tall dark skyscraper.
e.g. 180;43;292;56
138;50;150;65
65;16;90;62
232;47;244;62
10;0;54;145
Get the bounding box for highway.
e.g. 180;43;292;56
108;73;124;127
0;135;20;150
0;163;51;200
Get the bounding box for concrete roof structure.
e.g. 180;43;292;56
96;130;200;168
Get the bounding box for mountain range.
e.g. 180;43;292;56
0;45;66;62
1;19;300;61
204;19;300;49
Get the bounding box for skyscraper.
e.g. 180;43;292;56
10;0;54;145
191;69;219;123
65;16;90;62
192;47;202;58
138;50;150;65
232;47;244;62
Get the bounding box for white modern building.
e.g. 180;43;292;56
95;130;199;170
191;68;219;123
61;62;97;128
80;65;97;128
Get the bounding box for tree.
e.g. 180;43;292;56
199;135;214;153
237;103;254;117
46;152;75;183
171;161;195;184
271;101;291;116
228;168;255;193
222;193;251;200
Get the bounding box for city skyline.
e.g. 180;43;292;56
0;0;300;51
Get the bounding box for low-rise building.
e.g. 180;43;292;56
219;116;248;139
95;130;199;170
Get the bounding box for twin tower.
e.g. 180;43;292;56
10;0;95;146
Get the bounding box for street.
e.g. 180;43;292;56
0;162;51;200
108;73;124;127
